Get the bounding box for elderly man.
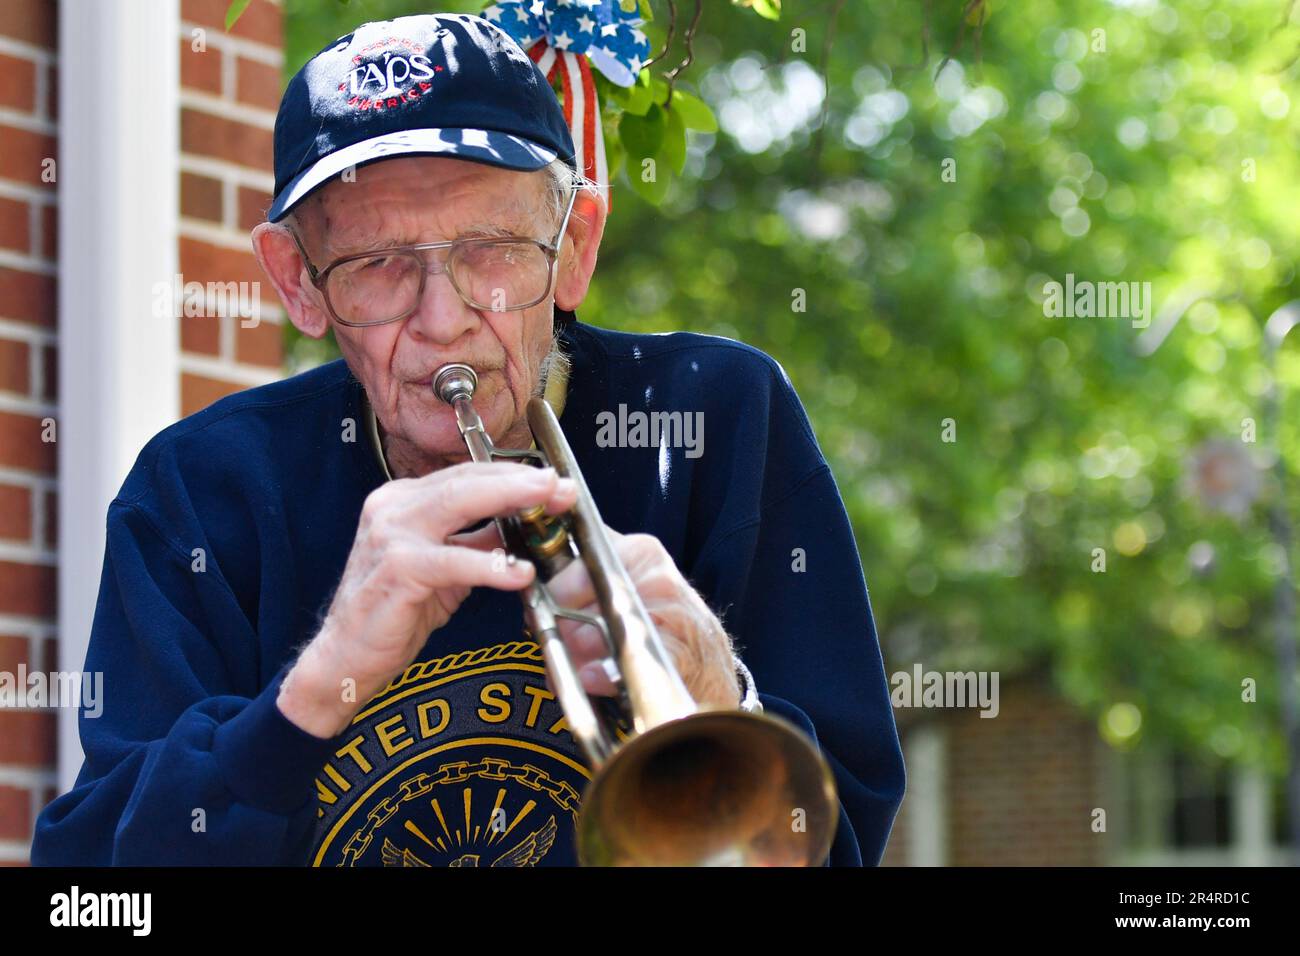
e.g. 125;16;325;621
33;12;903;867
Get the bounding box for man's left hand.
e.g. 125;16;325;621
544;528;741;710
457;521;741;710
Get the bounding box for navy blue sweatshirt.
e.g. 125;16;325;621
32;319;904;866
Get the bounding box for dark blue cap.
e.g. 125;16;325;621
267;13;577;223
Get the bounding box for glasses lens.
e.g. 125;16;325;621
450;240;551;312
327;252;424;325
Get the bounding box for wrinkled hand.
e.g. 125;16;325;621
541;528;742;711
458;521;740;709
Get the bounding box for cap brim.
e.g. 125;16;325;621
267;128;560;222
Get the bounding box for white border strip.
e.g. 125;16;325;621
57;0;181;795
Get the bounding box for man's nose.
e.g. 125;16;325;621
403;256;479;345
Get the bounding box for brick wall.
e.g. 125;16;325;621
178;0;285;415
0;0;59;866
881;679;1108;866
0;0;287;864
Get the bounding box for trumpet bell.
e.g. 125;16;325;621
577;710;839;867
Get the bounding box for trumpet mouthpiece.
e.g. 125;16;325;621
433;363;478;404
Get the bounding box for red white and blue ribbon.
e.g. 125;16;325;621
483;0;652;212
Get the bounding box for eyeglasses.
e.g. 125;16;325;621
288;187;578;327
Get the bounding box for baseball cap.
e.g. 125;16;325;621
266;13;577;223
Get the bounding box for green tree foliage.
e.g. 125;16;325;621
264;0;1298;774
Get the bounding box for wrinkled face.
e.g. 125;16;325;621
290;156;567;475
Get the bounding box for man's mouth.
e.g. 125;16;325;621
415;365;498;386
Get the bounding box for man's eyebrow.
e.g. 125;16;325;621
322;209;539;256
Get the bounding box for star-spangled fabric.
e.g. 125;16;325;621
483;0;651;87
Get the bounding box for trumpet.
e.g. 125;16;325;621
433;363;838;866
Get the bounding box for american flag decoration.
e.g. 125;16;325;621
482;0;653;213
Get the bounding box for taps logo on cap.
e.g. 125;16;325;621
338;32;450;113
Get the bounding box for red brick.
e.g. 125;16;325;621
0;711;57;766
47;63;56;121
40;203;55;261
182;372;247;416
0;126;56;190
0;0;56;49
180;37;223;95
180;314;220;356
0;338;31;395
0;560;54;617
180;236;268;289
0;483;32;540
183;0;283;49
43;489;55;549
0;785;31;840
235;320;282;368
181;108;273;169
0;267;55;327
0;634;29;672
0;197;30;253
236;56;282;112
41;344;56;400
181;171;224;222
0;52;36;112
0;411;57;473
33;636;52;672
237;185;270;231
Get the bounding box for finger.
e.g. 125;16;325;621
391;542;537;593
546;554;596;608
425;463;578;537
556;617;609;663
578;660;619;697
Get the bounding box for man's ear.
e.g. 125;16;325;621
554;187;607;312
251;221;332;339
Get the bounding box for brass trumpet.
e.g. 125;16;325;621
433;363;838;866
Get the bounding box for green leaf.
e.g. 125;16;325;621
610;73;655;115
748;0;782;21
636;0;654;22
662;100;687;174
621;105;669;205
224;0;253;31
603;120;626;181
620;104;666;159
669;89;718;133
627;160;670;204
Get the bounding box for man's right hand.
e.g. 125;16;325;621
277;461;577;738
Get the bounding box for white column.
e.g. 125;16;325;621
1231;765;1272;867
905;723;948;865
56;0;180;793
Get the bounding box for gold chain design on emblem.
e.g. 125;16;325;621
375;641;544;699
336;757;582;867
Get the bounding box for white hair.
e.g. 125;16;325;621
540;158;603;233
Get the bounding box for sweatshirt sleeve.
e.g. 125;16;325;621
689;402;906;867
31;500;340;866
